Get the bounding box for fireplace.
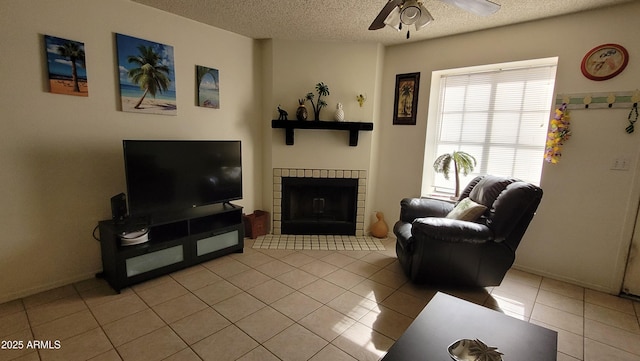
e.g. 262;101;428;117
272;168;367;236
282;177;358;235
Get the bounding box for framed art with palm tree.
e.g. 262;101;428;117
393;72;420;125
44;35;88;97
116;33;176;115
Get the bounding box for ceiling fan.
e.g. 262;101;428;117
369;0;501;39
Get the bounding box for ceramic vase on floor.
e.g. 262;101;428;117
371;211;389;238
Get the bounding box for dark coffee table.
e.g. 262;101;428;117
382;292;557;360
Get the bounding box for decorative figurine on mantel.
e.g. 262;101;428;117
305;82;330;121
334;102;345;122
356;93;367;107
277;105;288;120
296;99;308;121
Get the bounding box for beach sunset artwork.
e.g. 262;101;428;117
45;35;88;97
116;33;177;115
196;65;220;109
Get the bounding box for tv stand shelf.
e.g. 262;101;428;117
271;120;373;146
98;203;244;292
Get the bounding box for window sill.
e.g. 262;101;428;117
424;193;458;203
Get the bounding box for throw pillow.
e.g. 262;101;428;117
446;198;487;221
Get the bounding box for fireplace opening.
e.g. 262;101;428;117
281;177;358;235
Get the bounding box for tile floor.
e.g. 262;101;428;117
2;237;640;360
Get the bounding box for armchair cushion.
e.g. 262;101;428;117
412;218;493;244
399;197;454;223
489;182;543;242
445;198;487;221
468;175;516;208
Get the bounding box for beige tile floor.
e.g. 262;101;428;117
2;237;640;360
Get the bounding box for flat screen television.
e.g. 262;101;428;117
123;140;242;219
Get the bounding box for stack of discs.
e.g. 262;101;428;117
120;229;149;246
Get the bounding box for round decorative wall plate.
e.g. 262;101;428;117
581;43;629;81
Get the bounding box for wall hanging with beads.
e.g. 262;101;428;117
544;103;571;164
627;102;639;134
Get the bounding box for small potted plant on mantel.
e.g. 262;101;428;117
433;150;477;199
305;82;330;121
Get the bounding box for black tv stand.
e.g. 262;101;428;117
98;203;244;292
111;216;148;233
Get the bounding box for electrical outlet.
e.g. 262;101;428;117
621;158;630;170
611;158;631;171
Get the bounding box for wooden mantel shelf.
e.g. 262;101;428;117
271;119;374;146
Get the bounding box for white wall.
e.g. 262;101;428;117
262;39;384;231
377;2;640;293
268;39;379;169
0;0;262;302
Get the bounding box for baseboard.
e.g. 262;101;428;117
620;292;640;302
511;264;619;295
0;269;102;304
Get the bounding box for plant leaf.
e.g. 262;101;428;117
433;153;452;179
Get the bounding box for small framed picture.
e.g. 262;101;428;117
581;43;629;81
44;35;88;96
196;65;219;108
393;72;420;125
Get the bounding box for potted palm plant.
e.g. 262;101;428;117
433;151;477;198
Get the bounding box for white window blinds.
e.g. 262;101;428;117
430;62;557;193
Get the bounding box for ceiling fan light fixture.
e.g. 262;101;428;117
370;0;500;37
400;1;421;25
383;7;402;31
414;3;433;31
374;0;438;36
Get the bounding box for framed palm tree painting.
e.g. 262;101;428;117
116;33;177;115
393;72;420;125
44;35;88;97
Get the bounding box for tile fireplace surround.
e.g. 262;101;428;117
272;168;367;236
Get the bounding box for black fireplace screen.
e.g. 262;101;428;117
281;177;358;235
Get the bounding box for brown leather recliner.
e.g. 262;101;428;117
393;175;543;287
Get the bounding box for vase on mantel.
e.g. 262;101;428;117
334;102;345;122
371;211;389;238
296;99;308;121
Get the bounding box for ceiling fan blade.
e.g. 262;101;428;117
439;0;500;16
369;0;403;30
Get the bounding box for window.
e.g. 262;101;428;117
422;58;558;196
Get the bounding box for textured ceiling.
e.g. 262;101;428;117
131;0;634;45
